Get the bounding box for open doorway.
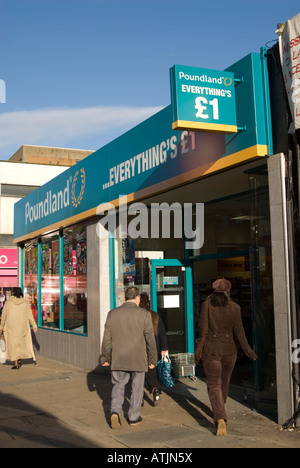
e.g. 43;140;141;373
193;253;255;401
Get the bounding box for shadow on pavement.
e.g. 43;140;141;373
162;379;216;434
87;364;216;433
0;391;102;448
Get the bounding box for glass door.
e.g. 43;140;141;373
151;259;194;354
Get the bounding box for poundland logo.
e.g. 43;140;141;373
25;168;86;225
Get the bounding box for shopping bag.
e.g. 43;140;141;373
0;337;6;364
156;354;175;388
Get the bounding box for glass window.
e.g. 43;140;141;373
23;223;88;335
41;232;60;328
112;207;184;307
24;241;38;323
63;224;87;334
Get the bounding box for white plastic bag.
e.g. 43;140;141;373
0;337;6;364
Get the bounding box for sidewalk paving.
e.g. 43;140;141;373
0;355;299;449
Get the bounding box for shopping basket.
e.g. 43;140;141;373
170;353;197;381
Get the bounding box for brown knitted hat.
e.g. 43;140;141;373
212;278;232;293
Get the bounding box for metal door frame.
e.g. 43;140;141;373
150;259;194;353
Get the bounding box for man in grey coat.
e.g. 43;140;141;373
101;286;157;429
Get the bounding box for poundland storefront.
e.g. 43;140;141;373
14;50;281;418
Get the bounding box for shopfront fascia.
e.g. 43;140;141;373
0;248;18;288
14;50;274;392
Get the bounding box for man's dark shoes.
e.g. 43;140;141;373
152;388;160;406
111;412;121;430
128;416;143;426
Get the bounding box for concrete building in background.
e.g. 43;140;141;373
9;144;93;166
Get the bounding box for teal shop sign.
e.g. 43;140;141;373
170;64;238;134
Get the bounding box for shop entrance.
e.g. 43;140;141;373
151;259;194;354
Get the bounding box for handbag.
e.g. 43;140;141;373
0;336;6;364
156;354;175;388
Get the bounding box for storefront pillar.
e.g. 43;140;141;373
268;153;294;424
97;222;111;356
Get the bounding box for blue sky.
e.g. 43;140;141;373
0;0;299;160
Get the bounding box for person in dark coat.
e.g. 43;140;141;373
195;278;258;436
140;292;168;406
101;287;157;429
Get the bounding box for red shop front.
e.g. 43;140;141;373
0;249;18;308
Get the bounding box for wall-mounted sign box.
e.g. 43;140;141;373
170;64;238;134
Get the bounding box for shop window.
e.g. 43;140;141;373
22;224;87;335
41;232;60;328
63;224;87;334
24;241;38;322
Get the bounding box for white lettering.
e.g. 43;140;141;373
24;179;70;225
179;71;224;85
107;453;142;465
104;137;178;191
292;339;300;364
0;255;8;265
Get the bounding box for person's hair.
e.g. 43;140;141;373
125;286;140;301
12;287;24;299
209;292;229;308
139;292;150;310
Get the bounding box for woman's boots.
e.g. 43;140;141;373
216;419;227;436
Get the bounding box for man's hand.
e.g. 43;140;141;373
149;364;155;369
102;362;110;367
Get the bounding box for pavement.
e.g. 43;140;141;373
0;355;299;449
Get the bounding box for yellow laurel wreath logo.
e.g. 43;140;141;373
224;77;233;86
71;168;86;208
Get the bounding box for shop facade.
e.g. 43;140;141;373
14;50;286;420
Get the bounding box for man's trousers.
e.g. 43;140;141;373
111;370;145;422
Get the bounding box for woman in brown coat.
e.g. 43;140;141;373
0;287;37;369
195;279;257;436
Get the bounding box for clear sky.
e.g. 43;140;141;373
0;0;299;161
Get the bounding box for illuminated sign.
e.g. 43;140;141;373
170;64;237;134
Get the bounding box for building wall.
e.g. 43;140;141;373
0;161;67;187
0;198;19;234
